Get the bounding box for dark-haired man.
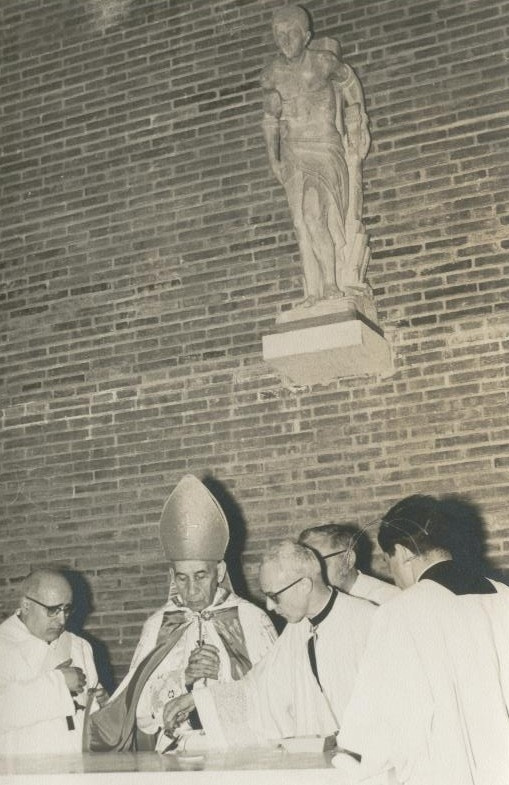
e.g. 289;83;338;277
335;494;509;785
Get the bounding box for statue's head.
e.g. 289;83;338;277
272;5;312;59
272;5;310;33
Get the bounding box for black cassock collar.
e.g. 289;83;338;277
419;560;495;595
309;587;337;628
307;588;338;692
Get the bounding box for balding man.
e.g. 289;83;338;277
299;523;400;605
162;540;376;749
0;569;105;755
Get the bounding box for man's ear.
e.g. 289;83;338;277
394;543;416;564
346;549;357;570
19;597;29;615
302;575;313;595
216;561;227;584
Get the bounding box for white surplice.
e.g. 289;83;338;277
338;577;509;785
0;613;99;755
193;591;377;748
349;572;400;605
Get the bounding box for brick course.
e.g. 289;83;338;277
1;0;509;682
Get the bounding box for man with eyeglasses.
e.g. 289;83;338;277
0;568;105;755
161;540;376;749
299;523;399;605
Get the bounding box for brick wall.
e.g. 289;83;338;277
1;0;508;683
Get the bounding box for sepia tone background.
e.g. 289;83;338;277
1;0;508;685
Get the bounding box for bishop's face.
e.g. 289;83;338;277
171;560;221;612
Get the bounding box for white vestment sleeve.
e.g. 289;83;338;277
338;602;431;785
194;620;339;749
237;602;277;664
0;670;75;731
0;621;97;754
339;581;509;785
194;675;266;749
193;633;294;748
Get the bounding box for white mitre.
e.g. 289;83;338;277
159;474;229;562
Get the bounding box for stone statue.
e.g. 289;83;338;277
261;5;371;308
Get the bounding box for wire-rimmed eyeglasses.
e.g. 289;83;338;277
322;548;349;559
25;596;73;618
263;576;304;603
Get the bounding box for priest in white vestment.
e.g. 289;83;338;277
88;475;276;752
299;523;400;605
162;539;377;749
334;494;509;785
0;569;105;755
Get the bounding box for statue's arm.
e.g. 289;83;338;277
261;81;285;185
334;63;370;158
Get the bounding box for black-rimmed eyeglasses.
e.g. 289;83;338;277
263;576;304;603
25;596;73;618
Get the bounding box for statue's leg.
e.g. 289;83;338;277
327;202;347;294
285;174;321;304
343;154;367;289
303;184;341;299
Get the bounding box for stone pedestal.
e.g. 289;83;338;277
262;297;392;386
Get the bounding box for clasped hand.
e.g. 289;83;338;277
56;658;86;695
88;684;109;707
184;643;220;686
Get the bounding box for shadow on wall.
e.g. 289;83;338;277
202;475;250;601
63;569;116;695
373;493;505;584
203;477;286;635
202;476;295;635
201;475;288;630
438;494;506;583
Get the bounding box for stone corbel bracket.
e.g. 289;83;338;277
262;298;393;387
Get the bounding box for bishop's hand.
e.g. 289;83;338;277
163;692;195;736
184;643;220;686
